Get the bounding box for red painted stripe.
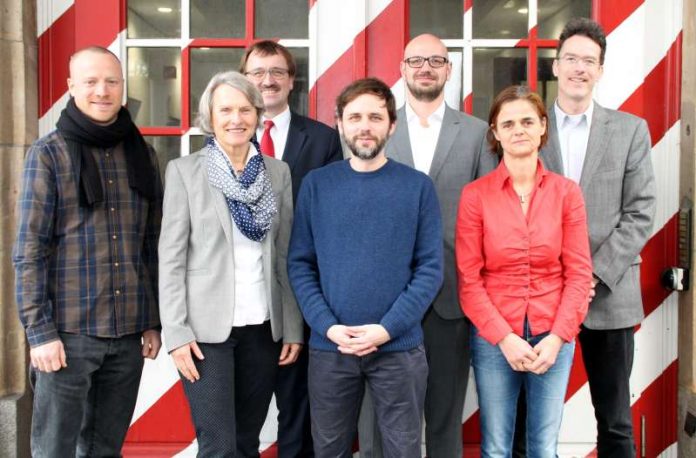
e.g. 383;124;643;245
73;0;121;50
463;93;472;115
125;381;195;445
366;0;407;87
313;43;359;125
464;0;472;13
641;213;679;318
619;34;682;147
38;6;75;117
594;0;643;36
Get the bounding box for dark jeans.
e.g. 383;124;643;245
181;322;281;458
308;346;428;458
30;332;144;458
579;325;636;457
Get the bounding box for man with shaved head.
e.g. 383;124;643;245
360;33;496;458
13;46;162;456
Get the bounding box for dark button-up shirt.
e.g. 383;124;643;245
13;131;162;347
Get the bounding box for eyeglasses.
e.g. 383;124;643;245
244;67;291;80
403;55;449;68
556;55;600;69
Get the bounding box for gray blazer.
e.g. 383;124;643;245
386;105;497;319
158;148;303;352
540;102;656;329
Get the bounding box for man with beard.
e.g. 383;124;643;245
288;78;443;458
241;41;343;457
359;33;496;458
12;46;162;456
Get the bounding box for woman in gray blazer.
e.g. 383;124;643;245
158;71;303;457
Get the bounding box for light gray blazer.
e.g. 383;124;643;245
386;105;497;320
540;102;656;329
158;148;303;352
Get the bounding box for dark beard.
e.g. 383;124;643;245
345;134;388;160
406;80;444;102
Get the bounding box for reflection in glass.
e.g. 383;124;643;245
410;0;462;38
190;48;245;122
256;0;308;38
473;0;528;39
472;48;527;121
191;0;244;38
537;49;558;108
145;136;181;182
538;0;591;39
127;48;181;127
127;0;180;38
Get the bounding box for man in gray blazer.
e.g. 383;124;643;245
359;33;496;458
538;18;656;457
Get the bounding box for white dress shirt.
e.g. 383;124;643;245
405;101;446;174
216;140;270;326
554;101;594;184
257;106;291;161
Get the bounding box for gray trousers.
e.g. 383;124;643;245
358;310;470;458
30;332;144;458
308;346;428;458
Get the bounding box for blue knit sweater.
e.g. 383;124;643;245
288;159;444;352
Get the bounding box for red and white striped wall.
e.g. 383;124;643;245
37;1;682;456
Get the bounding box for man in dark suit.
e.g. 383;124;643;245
539;18;655;456
241;40;343;458
359;33;496;458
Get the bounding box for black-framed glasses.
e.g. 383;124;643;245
244;67;291;80
403;55;449;68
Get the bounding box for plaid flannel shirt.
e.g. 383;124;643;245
13;131;162;347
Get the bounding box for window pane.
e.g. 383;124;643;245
127;0;180;38
190;48;245;123
537;48;558;107
191;0;244;38
473;0;529;39
127;48;181;127
145;136;181;182
288;48;309;116
410;0;462;38
256;0;308;38
190;135;207;154
538;0;591;39
472;48;527;120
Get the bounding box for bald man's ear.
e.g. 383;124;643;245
67;77;75;96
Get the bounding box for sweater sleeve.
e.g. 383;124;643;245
455;185;513;345
380;178;444;340
287;176;339;338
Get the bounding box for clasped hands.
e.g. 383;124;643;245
498;332;564;375
326;324;391;356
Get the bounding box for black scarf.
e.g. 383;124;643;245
56;97;157;207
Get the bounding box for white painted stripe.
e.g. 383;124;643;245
37;0;74;37
129;350;181;424
309;0;392;87
173;441;198;457
650;122;681;237
39;91;70;137
657;442;678;457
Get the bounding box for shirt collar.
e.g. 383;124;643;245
262;105;291;131
554;100;594;131
405;100;446;125
491;158;549;190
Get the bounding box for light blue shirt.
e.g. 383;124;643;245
554;101;594;183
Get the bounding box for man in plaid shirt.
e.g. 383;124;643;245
12;46;162;457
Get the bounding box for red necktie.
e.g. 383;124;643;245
260;120;275;157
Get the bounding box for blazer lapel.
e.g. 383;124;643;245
282;112;307;175
203;151;235;246
428;105;458;180
542;108;564;174
387;107;415;168
579;104;610;190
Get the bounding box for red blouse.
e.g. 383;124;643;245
455;160;592;345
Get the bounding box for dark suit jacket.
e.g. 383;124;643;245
386;105;497;320
282;112;343;202
540;102;656;329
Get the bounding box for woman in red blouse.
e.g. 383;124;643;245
455;85;592;457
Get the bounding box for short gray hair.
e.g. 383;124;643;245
196;71;265;135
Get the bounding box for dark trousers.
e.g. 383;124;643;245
274;325;313;458
30;332;144;458
358;310;470;458
309;347;428;458
579;325;636;457
181;322;281;458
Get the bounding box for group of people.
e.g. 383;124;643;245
13;16;655;458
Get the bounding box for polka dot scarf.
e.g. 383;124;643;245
206;137;277;242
